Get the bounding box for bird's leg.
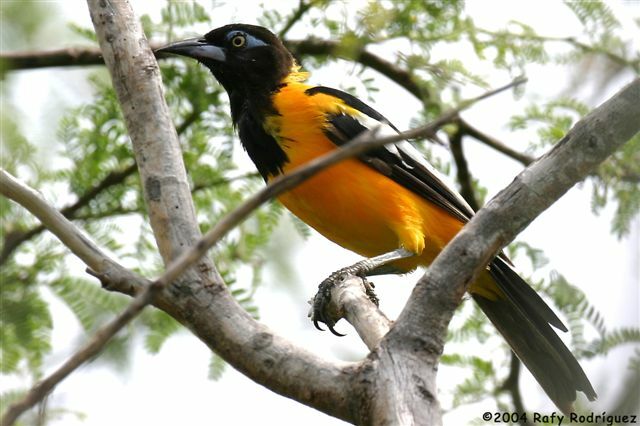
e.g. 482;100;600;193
311;248;415;335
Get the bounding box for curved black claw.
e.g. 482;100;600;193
311;272;346;336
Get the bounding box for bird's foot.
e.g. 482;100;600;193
310;266;379;336
309;249;414;335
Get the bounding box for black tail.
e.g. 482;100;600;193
473;257;597;413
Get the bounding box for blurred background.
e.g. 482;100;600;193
1;1;638;425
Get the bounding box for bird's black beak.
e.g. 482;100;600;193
155;38;226;62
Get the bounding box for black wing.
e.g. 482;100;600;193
303;89;593;404
305;86;475;223
307;86;567;325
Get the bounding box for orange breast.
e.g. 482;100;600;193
266;81;465;273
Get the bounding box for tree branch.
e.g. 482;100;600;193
364;77;640;425
0;46;105;69
0;170;139;292
278;0;314;39
449;125;481;211
287;39;429;101
326;276;392;350
0;168;152;426
0;273;157;426
0;108;202;266
0;163;136;265
476;28;640;73
0;44;522;426
499;353;532;425
456;117;535;166
450;125;531;418
0;166;260;426
85;0;358;422
1;39;430;101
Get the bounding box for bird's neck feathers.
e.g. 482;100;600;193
282;63;309;84
228;63;307;125
228;63;306;180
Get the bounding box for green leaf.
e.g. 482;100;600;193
208;352;227;381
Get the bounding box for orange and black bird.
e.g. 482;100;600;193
157;24;596;412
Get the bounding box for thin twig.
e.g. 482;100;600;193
0;163;136;265
278;0;314;39
64;172;260;221
0;109;202;266
1;170;117;274
0;280;157;426
0;169;153;426
1;41;431;101
456;117;535;166
449;126;480;211
499;353;532;425
191;171;260;192
476;28;640;72
0;46;106;69
287;39;429;101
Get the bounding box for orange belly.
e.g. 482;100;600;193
266;80;466;273
275;160;502;300
272;156;465;272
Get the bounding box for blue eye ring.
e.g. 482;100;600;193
226;31;267;49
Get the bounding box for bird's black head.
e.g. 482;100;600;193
157;24;296;178
157;24;294;97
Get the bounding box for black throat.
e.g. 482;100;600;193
227;87;289;180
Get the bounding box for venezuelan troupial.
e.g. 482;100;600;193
157;24;596;412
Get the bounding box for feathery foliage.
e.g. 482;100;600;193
1;0;638;423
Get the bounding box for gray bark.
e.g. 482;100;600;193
86;0;355;422
357;78;640;425
3;0;636;424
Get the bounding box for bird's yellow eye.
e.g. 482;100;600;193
231;34;246;48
